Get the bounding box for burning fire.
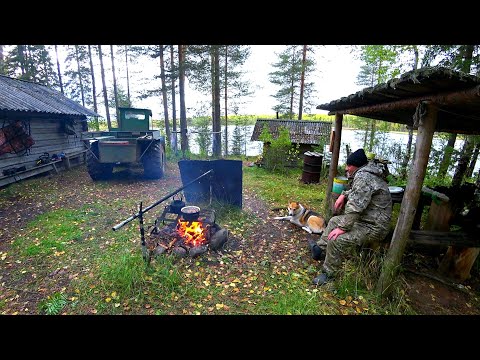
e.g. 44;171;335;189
176;219;208;247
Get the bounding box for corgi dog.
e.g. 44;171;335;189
274;201;326;234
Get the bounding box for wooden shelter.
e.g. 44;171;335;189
251;119;332;156
0;75;99;188
316;66;480;297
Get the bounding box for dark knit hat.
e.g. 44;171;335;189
346;148;368;167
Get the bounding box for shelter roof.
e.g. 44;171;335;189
316;66;480;135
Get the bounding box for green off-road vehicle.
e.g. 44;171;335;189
82;107;166;180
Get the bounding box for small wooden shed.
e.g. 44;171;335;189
316;66;480;296
0;75;99;188
250;119;332;155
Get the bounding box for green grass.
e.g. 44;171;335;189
13;209;85;256
243;166;327;209
1;161;422;315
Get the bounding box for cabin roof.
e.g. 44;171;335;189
0;75;99;118
250;119;332;145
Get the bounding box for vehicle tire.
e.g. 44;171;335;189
86;142;114;180
142;140;165;179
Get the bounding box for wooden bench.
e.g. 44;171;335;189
408;230;479;248
408;229;480;282
62;149;88;169
0;160;62;187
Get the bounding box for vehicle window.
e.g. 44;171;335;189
125;111;146;121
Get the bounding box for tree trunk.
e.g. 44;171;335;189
54;45;64;95
212;46;221;158
452;136;474;187
110;45;119;122
298;45;307;120
289;47;295;118
449;45;475;184
171;45;178;153
400;126;413;179
88;45;99;130
75;46;85;107
437;133;456;177
210;50;215;141
98;45;111;130
125;46;131;105
0;45;4;75
18;45;26;76
224;46;228;156
465;142;479;178
362;123;368;149
368;119;376;152
178;45;188;156
159;45;170;147
376;101;437;298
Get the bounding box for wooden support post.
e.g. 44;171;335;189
324;113;343;219
425;200;453;231
376;101;437;298
63;157;71;170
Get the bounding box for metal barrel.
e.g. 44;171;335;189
301;151;323;184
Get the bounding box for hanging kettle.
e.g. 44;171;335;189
169;194;185;214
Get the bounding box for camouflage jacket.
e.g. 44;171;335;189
338;162;392;237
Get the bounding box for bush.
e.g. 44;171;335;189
259;126;300;174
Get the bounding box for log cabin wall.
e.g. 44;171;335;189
0;114;88;184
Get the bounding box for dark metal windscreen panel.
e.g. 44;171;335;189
178;159;242;208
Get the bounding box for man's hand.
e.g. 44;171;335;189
327;227;346;241
334;194;346;212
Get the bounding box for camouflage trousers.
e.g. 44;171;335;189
316;216;388;275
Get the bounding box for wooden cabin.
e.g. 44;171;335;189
0;75;99;188
316;66;480;295
250;119;332;157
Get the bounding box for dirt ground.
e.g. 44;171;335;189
0;161;479;315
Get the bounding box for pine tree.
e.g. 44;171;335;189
355;45;399;152
231;122;245;156
64;45;92;108
4;45;58;86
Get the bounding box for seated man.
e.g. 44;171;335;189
311;148;393;286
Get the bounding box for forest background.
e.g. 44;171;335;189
0;44;479;185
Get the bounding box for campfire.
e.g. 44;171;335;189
147;207;228;258
176;219;208;248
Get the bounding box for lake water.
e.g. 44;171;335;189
186;125;479;176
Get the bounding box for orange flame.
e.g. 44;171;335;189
176;219;207;247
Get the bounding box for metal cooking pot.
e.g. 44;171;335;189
169;194;185;214
181;206;200;221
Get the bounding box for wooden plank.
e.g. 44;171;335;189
408;230;479;248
